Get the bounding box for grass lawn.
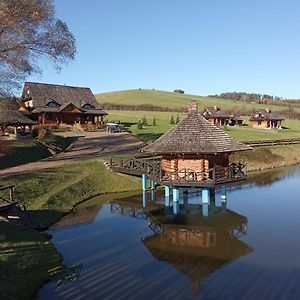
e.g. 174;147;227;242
96;89;300;112
0;221;61;300
1;160;140;226
106;110;300;143
0;134;75;170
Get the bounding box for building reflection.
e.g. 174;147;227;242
110;190;253;295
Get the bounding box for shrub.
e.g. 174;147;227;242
137;119;143;129
152;117;156;126
170;115;175;125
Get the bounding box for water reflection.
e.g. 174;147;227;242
110;190;252;295
40;165;300;300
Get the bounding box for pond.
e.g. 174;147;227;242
38;166;300;300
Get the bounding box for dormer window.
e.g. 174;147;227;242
82;103;95;109
46;100;60;107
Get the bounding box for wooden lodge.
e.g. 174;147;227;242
201;106;243;126
249;109;284;129
110;104;251;188
19;82;107;125
201;106;230;126
0;98;36;139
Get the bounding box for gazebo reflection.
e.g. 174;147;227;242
110;190;253;295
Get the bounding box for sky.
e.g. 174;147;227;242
29;0;300;98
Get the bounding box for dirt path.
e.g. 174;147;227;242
0;132;144;179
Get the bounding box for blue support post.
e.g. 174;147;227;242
151;190;156;202
142;174;147;191
150;180;155;190
165;185;170;198
142;191;147;208
202;188;210;217
173;187;179;215
221;185;227;211
221;185;227;202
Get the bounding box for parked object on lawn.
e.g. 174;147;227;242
106;123;125;133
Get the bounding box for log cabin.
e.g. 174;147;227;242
201;106;230;126
19;82;107;125
249;109;284;129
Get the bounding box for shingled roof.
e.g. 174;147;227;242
201;106;229;119
249;109;284;121
0;99;36;126
21;82;107;115
141;112;251;154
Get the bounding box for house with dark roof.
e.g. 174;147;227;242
249;109;284;129
201;106;230;126
20;82;107;125
0;98;36;138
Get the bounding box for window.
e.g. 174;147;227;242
82;103;95;109
46;100;60;107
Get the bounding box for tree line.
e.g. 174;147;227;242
209;92;300;108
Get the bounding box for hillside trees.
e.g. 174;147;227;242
0;0;76;96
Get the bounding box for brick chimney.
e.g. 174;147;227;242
188;101;198;113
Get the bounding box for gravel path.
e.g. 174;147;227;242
0;132;144;179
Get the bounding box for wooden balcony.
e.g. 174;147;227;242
110;158;247;187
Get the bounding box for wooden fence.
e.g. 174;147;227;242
244;138;300;147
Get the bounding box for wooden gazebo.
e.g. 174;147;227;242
111;110;250;187
0;99;36;137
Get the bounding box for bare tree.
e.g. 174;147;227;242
0;0;76;96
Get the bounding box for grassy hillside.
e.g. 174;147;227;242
96;89;300;112
106;110;300;143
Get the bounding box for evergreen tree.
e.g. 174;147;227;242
137;119;143;129
170;115;175;125
152;117;156;126
176;114;180;124
142;115;147;126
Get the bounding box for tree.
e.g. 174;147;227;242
0;0;76;96
176;114;180;124
152;117;156;126
170;115;175;125
174;89;185;94
142;115;147;126
137;119;143;129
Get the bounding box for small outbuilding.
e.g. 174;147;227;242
0;99;36;139
249;109;284;129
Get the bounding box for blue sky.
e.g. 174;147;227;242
29;0;300;98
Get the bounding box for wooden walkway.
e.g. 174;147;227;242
244;138;300;147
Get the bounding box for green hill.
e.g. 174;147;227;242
95;89;300;112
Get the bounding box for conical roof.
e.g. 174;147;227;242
141;112;251;154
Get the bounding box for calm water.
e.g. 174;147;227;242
38;166;300;300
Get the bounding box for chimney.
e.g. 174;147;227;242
188;101;198;113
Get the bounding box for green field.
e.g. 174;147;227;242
106;110;300;143
96;89;300;112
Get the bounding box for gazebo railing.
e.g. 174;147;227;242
110;158;247;185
